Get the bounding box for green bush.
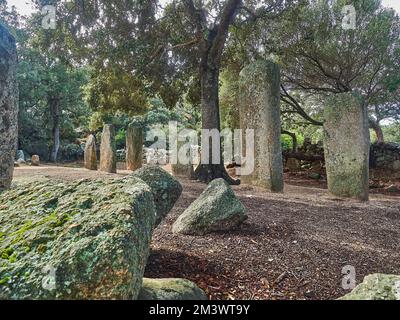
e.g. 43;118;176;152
59;144;84;162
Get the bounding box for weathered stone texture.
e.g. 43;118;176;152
132;165;182;226
0;24;18;191
339;274;400;300
126;124;143;171
239;60;284;192
172;178;247;235
138;278;208;300
0;176;157;299
84;134;97;170
99;124;117;173
31;155;40;166
323;93;370;201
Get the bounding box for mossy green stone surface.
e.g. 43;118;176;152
0;177;156;299
339;274;400;300
323;93;370;201
138;278;208;300
132;165;182;226
172;179;247;235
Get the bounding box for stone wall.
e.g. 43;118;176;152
370;143;400;171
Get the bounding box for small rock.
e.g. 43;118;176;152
172;178;247;235
138;278;208;300
308;172;321;180
31;155;40;166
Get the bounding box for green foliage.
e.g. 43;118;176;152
382;122;400;143
59;144;84;162
115;129;126;150
17;45;90;160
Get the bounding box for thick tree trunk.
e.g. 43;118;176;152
49;99;61;162
194;62;239;185
369;120;384;144
183;0;241;185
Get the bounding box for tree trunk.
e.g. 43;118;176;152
184;0;241;185
369;120;384;144
49;99;61;162
194;58;239;185
282;130;298;152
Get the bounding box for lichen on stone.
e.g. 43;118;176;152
0;176;156;300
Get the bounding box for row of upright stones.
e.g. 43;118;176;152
239;60;369;201
84;123;143;173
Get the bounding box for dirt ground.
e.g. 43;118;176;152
12;164;400;300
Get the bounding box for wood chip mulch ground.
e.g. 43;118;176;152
145;177;400;300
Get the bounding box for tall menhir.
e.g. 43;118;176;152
0;24;18;191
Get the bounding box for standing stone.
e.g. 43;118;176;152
239;60;284;192
172;140;195;179
323;93;370;201
0;24;18;191
84;134;97;170
100;124;117;173
126;124;143;171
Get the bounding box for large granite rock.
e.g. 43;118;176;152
99;124;117;173
0;24;18;191
0;176;156;299
323;93;370;201
138;278;208;300
84;134;97;170
126;124;143;171
132;165;182;226
172;179;247;235
239;60;284;192
339;274;400;300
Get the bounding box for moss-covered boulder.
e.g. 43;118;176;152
138;278;208;300
339;274;400;300
172;179;247;235
0;176;156;300
132;165;182;226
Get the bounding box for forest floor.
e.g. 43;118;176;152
12;164;400;300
